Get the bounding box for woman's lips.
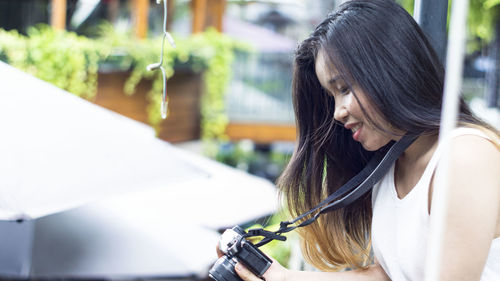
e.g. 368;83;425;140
352;124;362;141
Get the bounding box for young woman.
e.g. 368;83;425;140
219;0;500;280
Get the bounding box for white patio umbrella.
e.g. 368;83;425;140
0;62;278;279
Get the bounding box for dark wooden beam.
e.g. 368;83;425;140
167;0;176;30
107;0;120;23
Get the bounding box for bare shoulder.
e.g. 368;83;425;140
430;133;500;279
429;133;499;208
448;134;500;190
445;133;500;236
449;133;500;170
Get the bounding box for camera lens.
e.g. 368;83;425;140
208;255;242;281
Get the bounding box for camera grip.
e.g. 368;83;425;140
236;242;273;277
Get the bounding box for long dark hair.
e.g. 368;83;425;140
278;0;495;270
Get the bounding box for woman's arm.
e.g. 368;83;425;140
431;135;500;281
235;260;390;281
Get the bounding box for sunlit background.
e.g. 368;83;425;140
0;0;499;280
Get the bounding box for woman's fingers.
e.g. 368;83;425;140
235;263;262;281
216;243;224;258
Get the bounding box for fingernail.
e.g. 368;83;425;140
235;263;242;271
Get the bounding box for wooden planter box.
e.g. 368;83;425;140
93;70;203;143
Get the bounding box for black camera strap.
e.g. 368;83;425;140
246;134;418;247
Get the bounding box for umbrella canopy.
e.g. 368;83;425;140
0;62;278;279
30;204;221;279
0;62;210;221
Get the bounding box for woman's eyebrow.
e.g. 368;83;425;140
329;75;341;84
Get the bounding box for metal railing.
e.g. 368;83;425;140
226;51;295;124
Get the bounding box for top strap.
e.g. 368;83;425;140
251;133;419;247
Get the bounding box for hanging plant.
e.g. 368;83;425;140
0;26;109;100
97;24;246;140
0;24;248;142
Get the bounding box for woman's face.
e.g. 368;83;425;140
314;49;399;151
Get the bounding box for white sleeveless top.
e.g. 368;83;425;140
371;128;500;281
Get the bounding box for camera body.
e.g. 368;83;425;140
209;226;273;281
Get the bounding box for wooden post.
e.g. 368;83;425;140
191;0;225;33
167;0;176;30
107;0;120;23
211;0;226;32
50;0;67;30
192;0;207;33
133;0;150;39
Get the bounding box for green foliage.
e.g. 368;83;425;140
0;26;108;99
199;29;235;141
397;0;414;15
397;0;500;51
0;24;244;140
215;140;255;169
97;24;243;138
469;0;500;46
214;140;293;182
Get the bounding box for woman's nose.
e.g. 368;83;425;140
333;100;348;123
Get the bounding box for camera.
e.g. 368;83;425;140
209;226;273;281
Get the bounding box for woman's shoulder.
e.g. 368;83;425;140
428;126;499;178
448;127;499;173
450;126;497;140
449;126;499;160
443;128;500;212
432;127;500;279
431;126;499;213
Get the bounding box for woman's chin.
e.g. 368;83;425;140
362;143;379;151
360;140;390;151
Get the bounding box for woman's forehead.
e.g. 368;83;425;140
315;49;342;86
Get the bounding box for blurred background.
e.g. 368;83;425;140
0;0;499;280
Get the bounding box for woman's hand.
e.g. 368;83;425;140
235;258;288;281
216;243;224;258
216;243;288;281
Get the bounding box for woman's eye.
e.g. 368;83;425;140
339;87;350;95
